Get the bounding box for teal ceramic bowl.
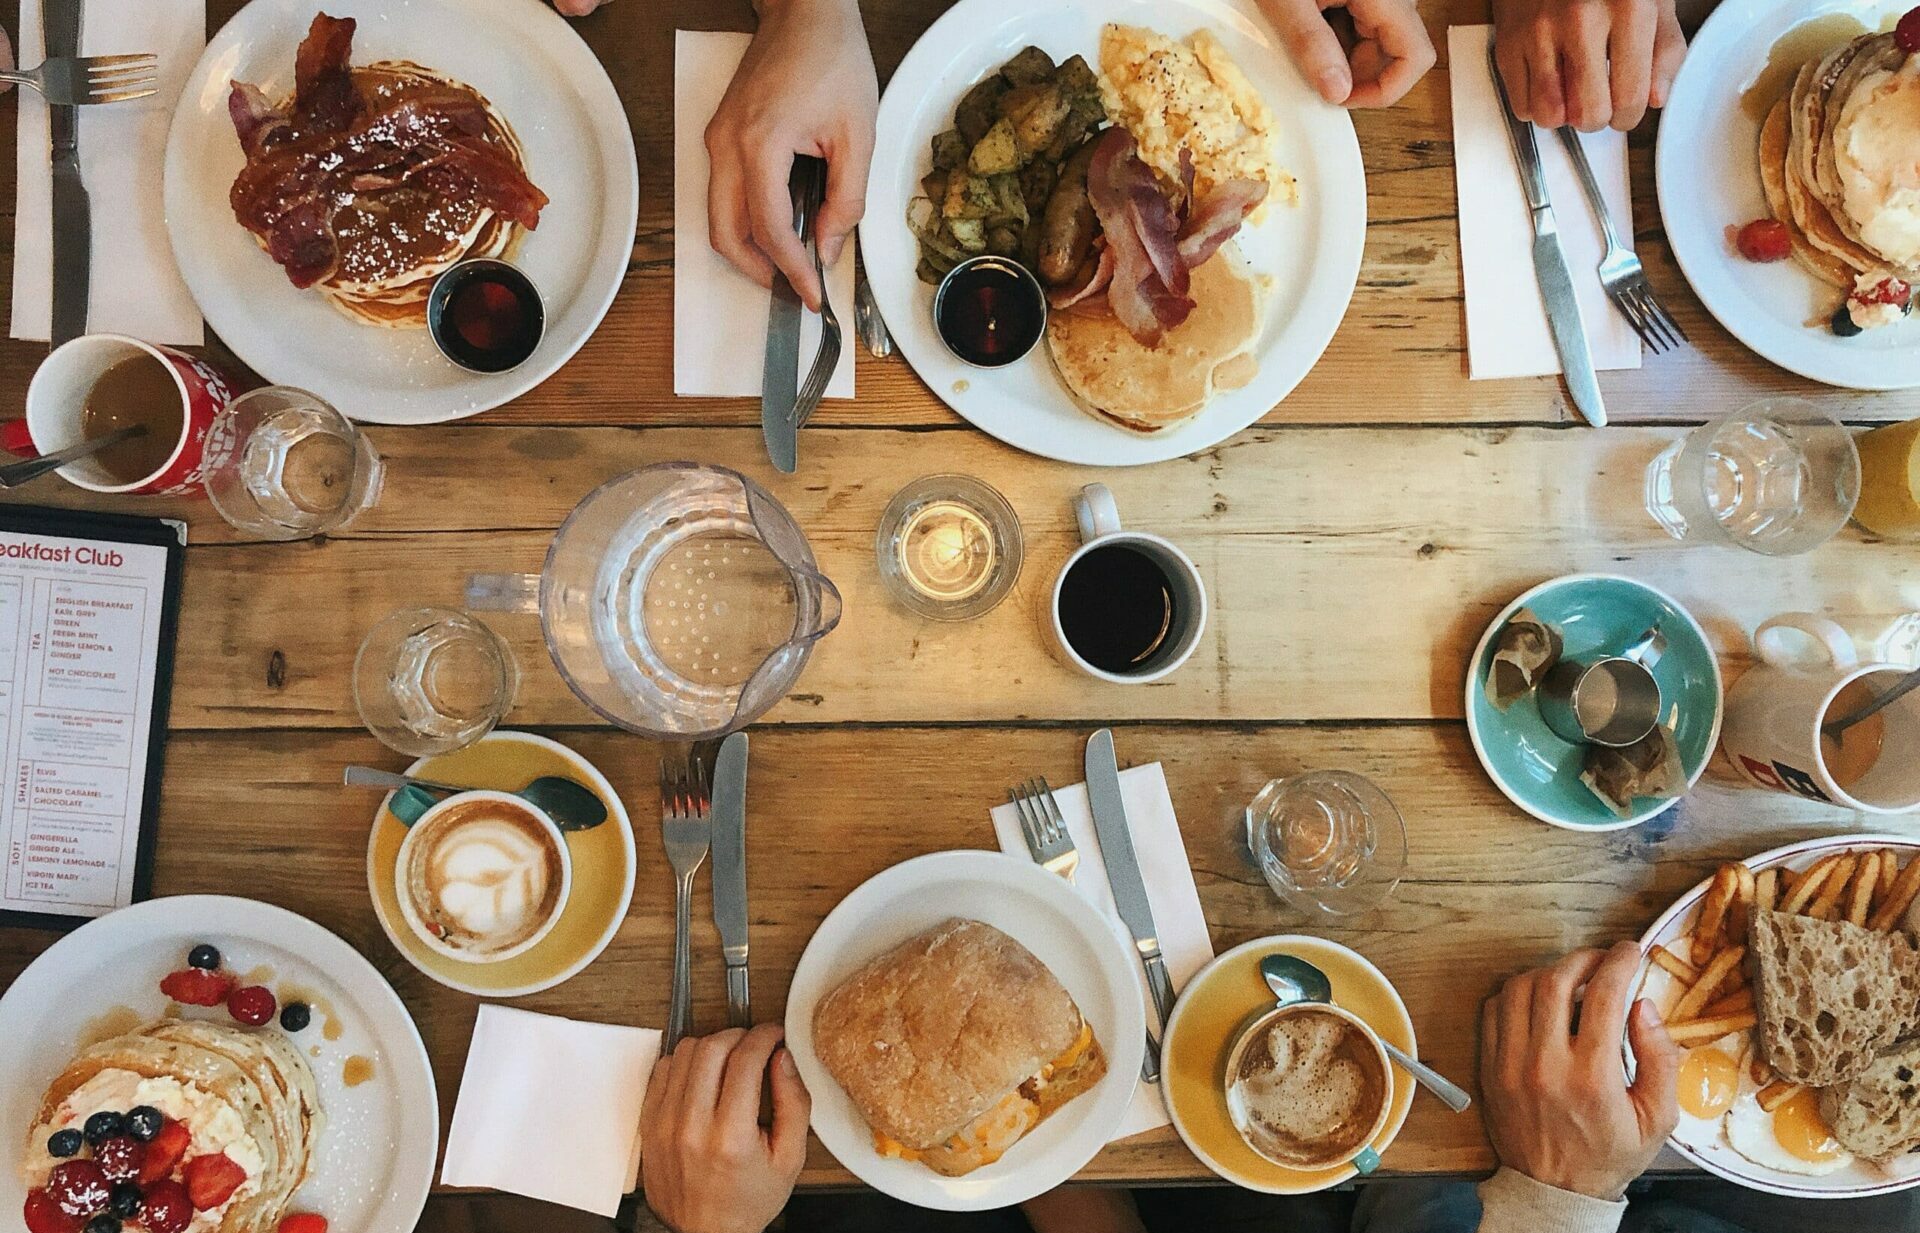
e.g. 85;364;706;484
1465;574;1723;831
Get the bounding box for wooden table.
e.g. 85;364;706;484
1;0;1916;1194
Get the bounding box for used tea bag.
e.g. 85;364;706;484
1485;607;1564;710
1582;724;1688;817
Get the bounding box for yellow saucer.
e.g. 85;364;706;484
365;730;636;997
1161;935;1416;1193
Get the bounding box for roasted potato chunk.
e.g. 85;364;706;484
968;118;1021;176
955;75;1009;145
1000;45;1057;87
948;217;988;254
1002;82;1071;155
930;129;969;172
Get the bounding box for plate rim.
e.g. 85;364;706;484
1463;571;1726;832
781;848;1147;1211
160;0;640;424
1634;834;1920;1198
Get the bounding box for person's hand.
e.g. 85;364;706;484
1259;0;1436;108
706;0;877;311
640;1025;812;1233
551;0;609;14
1480;940;1681;1201
1493;0;1688;132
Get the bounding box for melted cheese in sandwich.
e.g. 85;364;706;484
871;1021;1098;1167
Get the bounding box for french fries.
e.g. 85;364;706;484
1701;986;1755;1018
1779;854;1841;916
1749;1056;1771;1085
1848;852;1881;928
1667;1011;1760;1046
1693;866;1738;964
1651;945;1700;984
1869;854;1920;932
1755;867;1778;915
1670;946;1746;1024
1807;854;1857;923
1756;1080;1804;1113
1881;850;1899;903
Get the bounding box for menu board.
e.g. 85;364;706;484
0;507;183;929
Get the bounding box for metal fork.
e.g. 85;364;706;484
792;156;842;430
1556;126;1686;353
659;751;712;1053
1011;777;1078;883
0;54;158;106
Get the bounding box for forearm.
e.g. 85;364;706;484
1475;1168;1626;1233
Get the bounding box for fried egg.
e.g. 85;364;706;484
1677;1044;1742;1122
1725;1086;1854;1176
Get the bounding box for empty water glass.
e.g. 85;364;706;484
1245;771;1406;918
354;607;518;757
202;387;383;540
1643;398;1860;556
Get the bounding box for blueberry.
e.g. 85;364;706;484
107;1184;142;1220
82;1111;124;1145
47;1128;84;1158
279;1002;312;1033
85;1216;121;1233
1831;304;1864;337
123;1107;162;1142
187;944;221;970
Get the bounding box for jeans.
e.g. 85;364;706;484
1348;1180;1920;1233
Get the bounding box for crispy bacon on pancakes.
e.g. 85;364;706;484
227;13;547;328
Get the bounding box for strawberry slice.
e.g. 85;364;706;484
1899;7;1920;54
277;1215;329;1233
137;1123;190;1186
139;1181;192;1233
23;1190;82;1233
183;1152;247;1210
160;967;235;1007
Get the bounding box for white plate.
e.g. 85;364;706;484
1657;0;1920;389
863;0;1366;466
1635;835;1920;1198
0;896;438;1230
784;851;1145;1210
163;0;638;423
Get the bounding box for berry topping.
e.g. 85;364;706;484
277;1215;328;1233
24;1190;82;1233
1899;7;1920;54
136;1125;189;1187
182;1154;246;1211
226;985;276;1027
279;1003;312;1033
1831;304;1864;337
1736;219;1793;263
83;1216;120;1233
106;1184;142;1221
46;1161;111;1218
1859;276;1912;307
160;968;234;1007
47;1129;84;1159
82;1113;124;1147
186;944;221;971
92;1139;145;1184
135;1182;190;1233
122;1109;162;1144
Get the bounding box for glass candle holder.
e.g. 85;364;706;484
874;475;1023;620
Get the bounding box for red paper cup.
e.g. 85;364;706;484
12;334;239;496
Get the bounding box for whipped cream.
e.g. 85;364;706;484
1834;61;1920;268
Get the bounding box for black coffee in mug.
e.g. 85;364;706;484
1057;543;1184;674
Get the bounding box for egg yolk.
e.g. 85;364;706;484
1773;1089;1846;1163
1676;1047;1739;1119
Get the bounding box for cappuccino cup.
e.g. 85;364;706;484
395;790;572;963
1223;1002;1392;1172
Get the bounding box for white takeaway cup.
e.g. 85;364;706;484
1720;614;1920;814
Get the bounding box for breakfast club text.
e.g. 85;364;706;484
0;540;128;568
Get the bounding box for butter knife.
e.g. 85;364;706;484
1489;46;1606;428
709;732;751;1028
45;0;89;346
760;162;810;474
1085;728;1173;1083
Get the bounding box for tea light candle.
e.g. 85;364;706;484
898;501;996;601
875;476;1023;620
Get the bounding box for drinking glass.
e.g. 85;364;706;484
202;387;383;540
1245;771;1406;918
1643;398;1860;556
874;474;1023;620
354;607;518;757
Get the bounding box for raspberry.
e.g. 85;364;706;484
225;986;276;1027
159;968;234;1007
1736;219;1793;263
24;1191;82;1233
182;1154;245;1211
92;1138;145;1184
136;1124;189;1186
135;1182;190;1233
1898;7;1920;54
45;1161;111;1218
1859;277;1912;307
277;1216;329;1233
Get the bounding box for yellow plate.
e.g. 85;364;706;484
1161;935;1416;1193
365;730;636;996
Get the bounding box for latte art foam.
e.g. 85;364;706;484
1227;1008;1387;1168
403;798;565;958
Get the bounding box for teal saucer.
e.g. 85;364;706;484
1465;574;1723;831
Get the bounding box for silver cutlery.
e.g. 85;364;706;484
709;732;752;1029
1086;728;1174;1084
762;156;839;474
0;425;139;488
1262;953;1473;1113
659;752;713;1052
854;263;893;358
1489;45;1606;428
45;0;90;346
1823;666;1920;740
1555;126;1685;354
1010;777;1078;883
1;54;157;106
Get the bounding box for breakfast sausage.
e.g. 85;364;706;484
1037;141;1099;287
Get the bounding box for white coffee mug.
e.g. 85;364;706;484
1050;483;1208;684
1721;614;1920;814
394;790;574;963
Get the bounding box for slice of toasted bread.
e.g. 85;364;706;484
1751;908;1920;1087
1820;1037;1920;1162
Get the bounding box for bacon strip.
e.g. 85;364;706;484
1177;178;1267;268
1047;240;1115;312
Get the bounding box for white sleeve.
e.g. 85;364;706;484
1475;1167;1627;1233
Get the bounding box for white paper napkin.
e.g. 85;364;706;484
1450;24;1639;380
989;763;1214;1142
11;0;204;344
673;30;854;400
441;1006;663;1217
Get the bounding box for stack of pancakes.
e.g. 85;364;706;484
25;1021;323;1233
1760;31;1920;294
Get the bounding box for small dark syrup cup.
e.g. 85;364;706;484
427;258;546;374
932;255;1047;368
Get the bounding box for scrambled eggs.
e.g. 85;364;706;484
1097;24;1295;217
